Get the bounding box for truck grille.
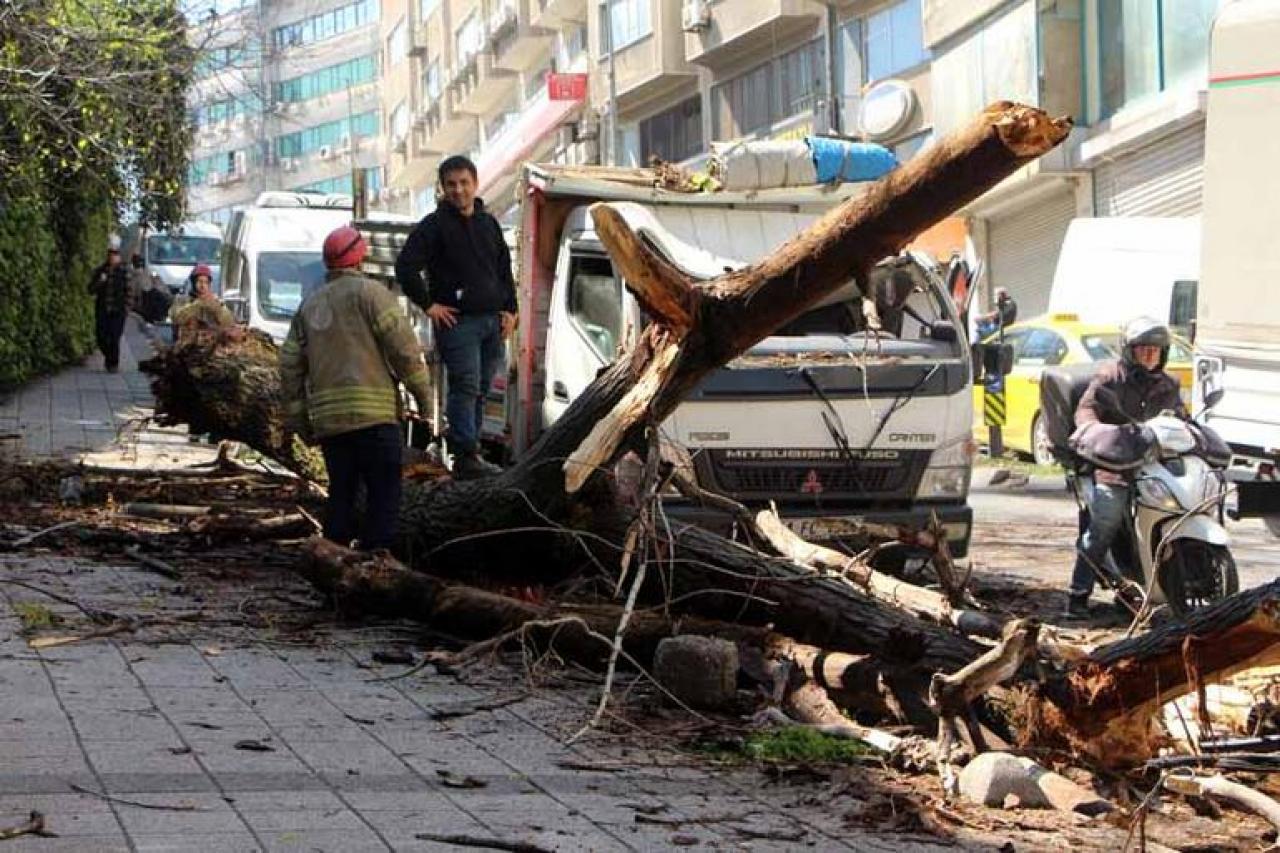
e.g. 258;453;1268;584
701;449;927;500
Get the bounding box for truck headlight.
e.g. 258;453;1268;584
918;438;974;499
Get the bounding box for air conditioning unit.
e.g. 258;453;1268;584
681;0;711;32
282;157;299;172
317;144;334;160
337;134;353;153
233;150;248;175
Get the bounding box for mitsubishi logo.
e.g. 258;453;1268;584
800;469;824;495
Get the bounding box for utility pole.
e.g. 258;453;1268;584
823;4;841;135
604;0;621;166
346;75;366;218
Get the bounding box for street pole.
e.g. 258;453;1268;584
604;0;620;166
824;4;840;135
346;75;366;218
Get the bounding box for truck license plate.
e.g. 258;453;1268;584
782;516;867;541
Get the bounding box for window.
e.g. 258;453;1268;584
599;0;651;54
275;111;380;158
567;254;623;361
455;12;484;66
712;41;824;140
388;17;408;66
274;55;378;104
1019;329;1068;366
640;97;702;164
390;101;410;141
558;23;588;67
256;252;328;321
423;60;442;102
930;2;1035;136
272;0;378;51
864;0;928;82
294;168;383;196
1169;280;1198;336
1098;0;1220;119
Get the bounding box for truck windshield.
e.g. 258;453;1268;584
257;252;326;321
148;236;221;265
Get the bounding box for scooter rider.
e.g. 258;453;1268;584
1064;317;1186;619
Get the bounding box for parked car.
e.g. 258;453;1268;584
973;313;1193;465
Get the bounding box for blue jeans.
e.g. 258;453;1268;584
437;312;505;455
320;423;403;551
1069;480;1131;598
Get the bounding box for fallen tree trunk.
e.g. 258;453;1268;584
147;105;1069;669
1029;578;1280;765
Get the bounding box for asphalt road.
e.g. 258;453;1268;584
968;470;1280;594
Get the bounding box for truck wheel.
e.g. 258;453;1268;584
1159;539;1239;618
1031;413;1056;467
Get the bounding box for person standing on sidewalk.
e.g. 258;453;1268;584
88;246;132;372
172;263;237;342
280;225;431;551
394;155;516;480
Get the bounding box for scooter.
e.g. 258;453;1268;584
1040;367;1237;617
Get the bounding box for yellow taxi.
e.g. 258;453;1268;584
973;313;1194;465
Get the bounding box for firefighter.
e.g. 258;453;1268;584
279;226;430;551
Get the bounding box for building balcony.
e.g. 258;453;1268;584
491;0;556;72
531;0;587;28
607;37;696;117
416;98;478;156
448;51;518;116
682;0;823;67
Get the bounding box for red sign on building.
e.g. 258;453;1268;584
546;73;588;101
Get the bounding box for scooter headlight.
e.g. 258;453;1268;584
1201;469;1228;505
1137;477;1180;511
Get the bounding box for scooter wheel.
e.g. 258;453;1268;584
1159;540;1239;618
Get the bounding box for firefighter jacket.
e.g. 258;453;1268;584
279;270;431;441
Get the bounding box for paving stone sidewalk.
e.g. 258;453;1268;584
0;323;1095;851
0;318;217;469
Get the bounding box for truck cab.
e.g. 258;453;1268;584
513;166;975;557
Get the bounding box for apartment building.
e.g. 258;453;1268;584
937;0;1221;317
187;0;388;225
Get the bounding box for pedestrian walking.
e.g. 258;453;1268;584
394;155;516;480
88;246;131;372
279;225;431;551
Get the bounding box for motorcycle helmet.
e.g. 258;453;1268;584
1121;316;1171;372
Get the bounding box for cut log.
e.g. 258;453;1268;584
1029;579;1280;765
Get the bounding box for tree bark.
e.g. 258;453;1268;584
1028;579;1280;765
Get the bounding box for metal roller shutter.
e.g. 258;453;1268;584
1094;122;1205;217
987;188;1077;318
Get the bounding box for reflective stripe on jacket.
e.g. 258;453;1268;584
279;270;430;440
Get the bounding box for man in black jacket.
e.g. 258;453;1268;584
89;246;132;372
395;155;516;479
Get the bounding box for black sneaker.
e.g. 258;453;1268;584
452;453;502;480
1062;595;1091;620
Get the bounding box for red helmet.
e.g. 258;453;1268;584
322;225;367;269
190;263;213;281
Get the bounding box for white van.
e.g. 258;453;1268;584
220;192;371;342
121;221;224;295
1046;217;1201;335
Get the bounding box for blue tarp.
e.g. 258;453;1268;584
808;137;898;184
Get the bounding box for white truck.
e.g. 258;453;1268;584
1193;0;1280;532
220;191;414;343
361;163;977;558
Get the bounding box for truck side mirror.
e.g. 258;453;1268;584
224;296;249;324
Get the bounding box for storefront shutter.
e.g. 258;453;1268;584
987;188;1077;318
1094;122;1205;217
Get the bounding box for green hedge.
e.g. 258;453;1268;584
0;187;109;390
